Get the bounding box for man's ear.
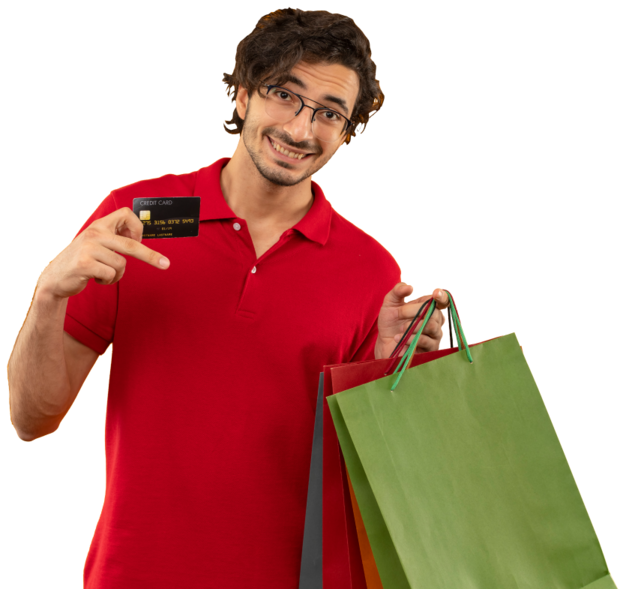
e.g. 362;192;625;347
235;86;250;121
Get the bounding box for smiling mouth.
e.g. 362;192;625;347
268;136;310;161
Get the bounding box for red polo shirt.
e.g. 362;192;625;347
64;158;400;588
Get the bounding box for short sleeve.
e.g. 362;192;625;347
63;192;120;355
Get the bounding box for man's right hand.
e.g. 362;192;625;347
37;207;170;299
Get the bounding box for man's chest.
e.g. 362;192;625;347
116;222;369;362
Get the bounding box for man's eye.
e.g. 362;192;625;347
272;90;292;101
323;110;340;121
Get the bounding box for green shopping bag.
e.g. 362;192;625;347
327;292;617;589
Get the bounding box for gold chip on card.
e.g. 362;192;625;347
139;210;150;220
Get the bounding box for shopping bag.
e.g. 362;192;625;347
300;301;461;588
325;300;464;589
328;292;618;589
346;471;384;589
299;370;368;589
299;374;325;589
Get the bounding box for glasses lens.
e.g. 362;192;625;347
312;109;348;142
264;86;349;143
264;87;300;123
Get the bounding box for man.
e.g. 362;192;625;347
8;8;448;588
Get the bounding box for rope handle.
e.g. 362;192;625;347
388;299;433;359
389;290;472;392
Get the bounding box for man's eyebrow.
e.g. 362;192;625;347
281;74;350;116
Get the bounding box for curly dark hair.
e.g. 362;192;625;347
223;8;384;144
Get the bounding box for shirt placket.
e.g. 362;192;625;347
227;218;296;319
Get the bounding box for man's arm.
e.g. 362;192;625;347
8;289;99;441
7;207;170;441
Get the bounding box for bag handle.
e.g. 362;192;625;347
383;300;432;378
388;299;433;359
389;287;474;360
390;291;472;392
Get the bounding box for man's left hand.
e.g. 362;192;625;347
374;284;449;360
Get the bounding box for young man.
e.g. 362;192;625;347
8;9;448;588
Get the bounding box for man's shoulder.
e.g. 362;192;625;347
75;168;204;236
109;169;200;208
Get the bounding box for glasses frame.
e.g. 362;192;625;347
261;84;352;142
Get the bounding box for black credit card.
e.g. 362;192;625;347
132;197;200;239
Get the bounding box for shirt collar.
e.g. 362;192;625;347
193;157;332;246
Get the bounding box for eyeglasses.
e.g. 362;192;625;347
261;84;352;143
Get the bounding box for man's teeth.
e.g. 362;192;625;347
271;139;306;160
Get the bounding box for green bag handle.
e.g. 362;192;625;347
390;291;472;392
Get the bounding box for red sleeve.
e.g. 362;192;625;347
63;192;120;355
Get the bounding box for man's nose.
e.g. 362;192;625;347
282;106;315;144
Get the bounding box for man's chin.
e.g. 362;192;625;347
257;164;309;187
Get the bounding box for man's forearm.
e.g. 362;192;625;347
7;284;72;440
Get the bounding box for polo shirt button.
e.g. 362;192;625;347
251;266;257;274
233;222;241;231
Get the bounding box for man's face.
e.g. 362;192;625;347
236;61;360;187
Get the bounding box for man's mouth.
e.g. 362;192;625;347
267;136;310;161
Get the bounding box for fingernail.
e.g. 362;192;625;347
159;257;170;268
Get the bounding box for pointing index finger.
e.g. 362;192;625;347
128;241;170;268
108;234;170;269
115;207;169;268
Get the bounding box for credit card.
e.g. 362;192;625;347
132;197;200;239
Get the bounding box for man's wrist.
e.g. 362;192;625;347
32;279;69;315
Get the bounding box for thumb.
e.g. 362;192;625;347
383;282;414;306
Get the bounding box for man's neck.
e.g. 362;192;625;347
220;140;314;231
